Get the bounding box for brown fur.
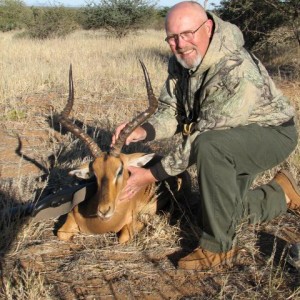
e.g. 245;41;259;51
57;153;157;243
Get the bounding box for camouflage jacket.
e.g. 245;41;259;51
142;12;295;180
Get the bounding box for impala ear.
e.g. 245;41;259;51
68;162;94;179
127;153;155;167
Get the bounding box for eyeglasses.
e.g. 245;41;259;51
165;19;208;45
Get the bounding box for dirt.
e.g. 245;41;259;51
1;90;300;299
0;92;60;179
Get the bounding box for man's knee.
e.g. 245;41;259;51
193;131;224;159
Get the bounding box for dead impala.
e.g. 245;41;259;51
57;62;162;243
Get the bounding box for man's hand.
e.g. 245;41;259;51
119;166;156;201
111;123;147;146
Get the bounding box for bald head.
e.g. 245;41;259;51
165;1;207;30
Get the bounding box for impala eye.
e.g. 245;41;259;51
116;165;123;178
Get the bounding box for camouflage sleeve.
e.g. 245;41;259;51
149;132;198;180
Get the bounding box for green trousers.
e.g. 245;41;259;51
189;119;298;253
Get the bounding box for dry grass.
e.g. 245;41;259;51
0;29;169;101
0;29;300;299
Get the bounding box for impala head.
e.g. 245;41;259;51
58;62;158;220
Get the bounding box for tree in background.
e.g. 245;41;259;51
81;0;156;38
216;0;299;50
0;0;31;31
25;5;78;39
263;0;299;46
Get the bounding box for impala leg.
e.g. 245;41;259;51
118;221;145;244
118;224;131;244
57;212;80;241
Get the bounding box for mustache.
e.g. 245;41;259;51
176;46;195;54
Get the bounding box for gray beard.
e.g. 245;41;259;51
176;54;202;69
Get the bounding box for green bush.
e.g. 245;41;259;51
25;6;78;39
0;0;30;31
81;0;156;38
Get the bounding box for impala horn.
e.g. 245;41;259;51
58;65;102;158
110;60;158;157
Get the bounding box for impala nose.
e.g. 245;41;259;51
98;206;113;219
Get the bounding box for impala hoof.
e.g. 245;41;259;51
57;230;76;241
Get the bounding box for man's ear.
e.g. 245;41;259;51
206;19;214;38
